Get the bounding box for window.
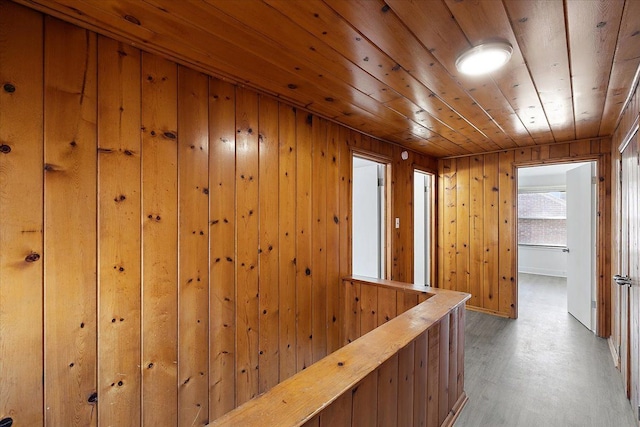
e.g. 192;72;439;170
517;190;566;246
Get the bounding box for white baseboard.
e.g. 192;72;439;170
518;267;566;277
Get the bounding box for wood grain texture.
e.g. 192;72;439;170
442;159;457;291
377;354;399;427
209;79;237;419
44;17;98;427
351;371;377;427
141;51;178;426
278;103;298;381
210;282;469;427
319;392;352;426
0;4;479;424
235;87;260;406
326;122;342;353
296;112;314;371
413;332;428;427
482;153;500;312
258;95;280;393
177;65;209;426
0;3;44;425
566;0;624;139
498;151;515;317
12;0;638;158
97;36;141;426
397;343;415;426
468;156;484;308
438;139;613;329
456;156;470;295
427;324;440;427
312;118;328;363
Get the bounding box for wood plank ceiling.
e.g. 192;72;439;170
16;0;640;158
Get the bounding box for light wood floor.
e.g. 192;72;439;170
456;273;637;427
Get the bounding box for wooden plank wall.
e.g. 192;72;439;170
211;283;469;427
303;305;466;427
0;2;436;425
437;139;612;336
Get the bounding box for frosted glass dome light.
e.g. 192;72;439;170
455;42;513;76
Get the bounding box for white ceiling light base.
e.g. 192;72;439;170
455;42;513;76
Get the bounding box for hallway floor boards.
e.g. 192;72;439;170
456;273;637;427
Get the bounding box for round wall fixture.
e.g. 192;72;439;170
455;41;513;76
401;150;409;160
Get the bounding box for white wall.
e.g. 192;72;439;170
352;160;380;277
518;245;568;277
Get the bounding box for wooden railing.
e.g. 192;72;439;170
210;277;470;427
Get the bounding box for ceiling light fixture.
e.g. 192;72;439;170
455;41;513;76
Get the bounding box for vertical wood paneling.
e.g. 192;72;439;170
97;36;141;426
351;371;378;426
235;87;260;405
326;122;342;353
457;307;465;398
278;104;297;381
338;126;352;345
177;66;209;426
141;52;178;426
427;324;440;427
377;287;397;327
319;392;352;426
437;314;450;426
209;79;237;419
377;354;399;427
439;139;611;322
482;153;500;311
468;156;484;307
456;156;470;294
303;416;320;427
397;343;415;426
392;145;413;283
0;3;43;425
498;151;515;316
2;6;452;423
360;285;378;336
312;119;328;362
258;95;280;393
44;17;98;427
448;310;458;410
413;332;428;427
343;280;360;345
296;112;314;371
442;159;457;290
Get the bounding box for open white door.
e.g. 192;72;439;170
566;163;595;330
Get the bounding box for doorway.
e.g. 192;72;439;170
352;155;388;279
413;169;434;285
517;161;597;331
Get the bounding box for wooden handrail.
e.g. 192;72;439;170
345;275;435;295
209;281;469;426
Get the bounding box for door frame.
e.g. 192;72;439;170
514;155;610;338
351;148;392;280
616;115;639;400
412;166;436;287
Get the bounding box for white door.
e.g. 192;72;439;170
566;163;595;330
